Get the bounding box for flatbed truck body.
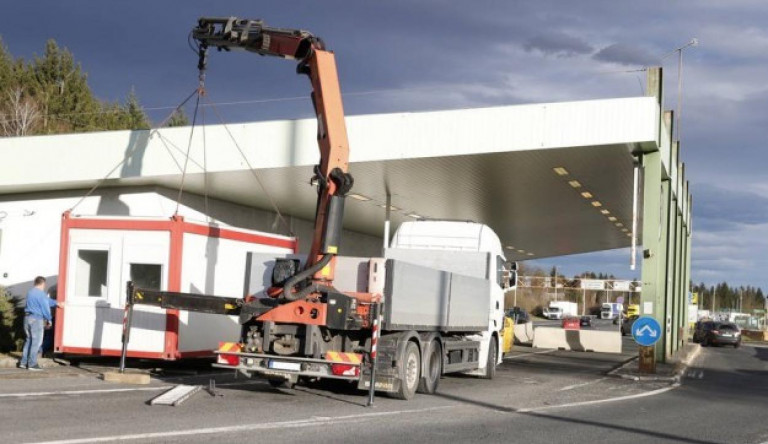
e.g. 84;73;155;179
215;221;516;399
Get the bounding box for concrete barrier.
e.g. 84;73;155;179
742;330;768;341
532;327;622;353
514;322;534;345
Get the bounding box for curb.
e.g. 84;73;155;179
0;356;60;369
606;343;701;383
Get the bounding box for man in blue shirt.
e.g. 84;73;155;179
18;276;61;371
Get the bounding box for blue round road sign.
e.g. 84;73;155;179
631;316;662;346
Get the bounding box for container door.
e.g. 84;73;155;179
62;238;120;353
118;238;169;354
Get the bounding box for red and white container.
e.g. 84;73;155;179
54;211;296;360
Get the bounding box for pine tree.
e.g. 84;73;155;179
28;39;98;133
166;108;190;127
0;36;153;135
0;37;13;89
124;88;150;130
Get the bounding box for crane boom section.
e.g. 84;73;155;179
192;16;353;296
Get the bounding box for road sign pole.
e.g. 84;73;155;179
632;316;662;374
638;345;656;374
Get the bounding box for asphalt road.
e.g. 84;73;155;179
1;341;765;444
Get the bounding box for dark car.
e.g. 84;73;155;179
620;315;640;336
506;307;530;324
694;321;741;348
579;316;592;327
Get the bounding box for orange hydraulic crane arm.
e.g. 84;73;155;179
192;17;354;302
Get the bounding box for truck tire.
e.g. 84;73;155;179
481;337;498;380
393;341;421;400
417;340;442;394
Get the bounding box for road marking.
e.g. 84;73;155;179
559;377;607;391
0;378;268;399
0;386;171;398
517;383;680;413
504;349;556;360
27;406;454;444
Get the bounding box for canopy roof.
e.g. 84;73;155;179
0;96;662;261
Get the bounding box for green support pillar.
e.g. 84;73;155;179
675;191;684;354
640;150;669;362
685;193;693;338
663;186;676;359
641;66;673;363
681;186;692;341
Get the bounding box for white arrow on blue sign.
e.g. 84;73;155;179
631;316;662;346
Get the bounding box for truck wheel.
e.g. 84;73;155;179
393;341;420;400
418;341;442;394
481;337;498;380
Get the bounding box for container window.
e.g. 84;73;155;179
130;263;162;290
75;250;109;298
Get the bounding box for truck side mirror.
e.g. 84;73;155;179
507;261;518;288
508;271;518;288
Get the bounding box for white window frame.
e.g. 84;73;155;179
69;243;112;305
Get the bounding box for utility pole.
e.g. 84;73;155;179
554;266;558;302
739;288;743;313
581;273;586;316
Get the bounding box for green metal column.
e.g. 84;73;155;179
640;150;669;362
681;187;691;341
641;66;675;363
660;140;677;359
664;176;678;358
675;188;684;353
685;193;693;339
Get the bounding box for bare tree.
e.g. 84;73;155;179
0;88;41;137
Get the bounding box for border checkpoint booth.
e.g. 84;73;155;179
54;211;297;360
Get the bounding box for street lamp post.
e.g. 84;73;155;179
662;38;698;142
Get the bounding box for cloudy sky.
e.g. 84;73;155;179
2;1;766;290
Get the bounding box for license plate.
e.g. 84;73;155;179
721;333;732;337
268;360;301;371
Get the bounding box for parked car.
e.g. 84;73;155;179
693;321;741;348
562;317;580;330
579;316;592;327
506;306;530;324
620;315;640;336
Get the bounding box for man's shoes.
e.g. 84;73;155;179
27;365;43;371
16;362;27;369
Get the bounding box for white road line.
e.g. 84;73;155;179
559;377;607;391
517;383;680;413
26;406;454;444
0;379;267;399
0;386;169;398
504;349;556;360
